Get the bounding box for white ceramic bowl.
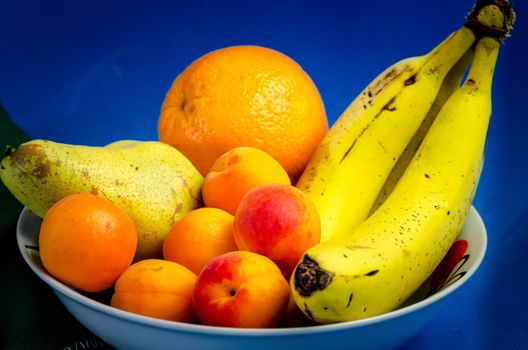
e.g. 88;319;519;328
17;206;487;350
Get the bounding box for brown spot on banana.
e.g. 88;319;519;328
339;96;398;164
345;245;374;250
303;303;314;320
370;65;413;96
377;140;388;154
346;293;353;308
404;74;417;86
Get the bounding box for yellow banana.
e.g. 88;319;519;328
369;48;474;213
296;25;475;242
291;36;500;323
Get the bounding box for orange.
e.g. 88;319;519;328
202;146;291;215
39;193;137;293
158;45;328;182
111;259;197;322
163;207;237;275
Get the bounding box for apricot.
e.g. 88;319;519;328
39;193;137;293
192;251;290;328
163;207;237;275
233;184;321;278
202;147;291;215
111;259;197;323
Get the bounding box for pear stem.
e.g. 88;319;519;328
3;145;16;158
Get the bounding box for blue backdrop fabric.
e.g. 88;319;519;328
1;1;527;349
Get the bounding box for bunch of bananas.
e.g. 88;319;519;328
292;0;515;323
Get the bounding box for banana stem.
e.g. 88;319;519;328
466;0;516;40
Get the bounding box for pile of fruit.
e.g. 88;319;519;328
0;0;515;328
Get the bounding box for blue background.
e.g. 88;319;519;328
1;0;527;348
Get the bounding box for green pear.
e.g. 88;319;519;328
0;139;203;260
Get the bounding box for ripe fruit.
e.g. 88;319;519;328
233;184;320;278
111;259;197;322
295;26;476;243
291;34;502;323
158;45;328;181
163;207;238;275
202;147;291;215
192;251;290;328
0;140;203;260
39;193;137;293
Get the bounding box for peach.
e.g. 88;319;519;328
202;147;291;215
111;259;197;323
233;184;321;278
163;207;237;275
192;251;290;328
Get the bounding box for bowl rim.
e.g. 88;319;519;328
16;205;487;336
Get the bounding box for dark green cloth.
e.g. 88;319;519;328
0;105;111;349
